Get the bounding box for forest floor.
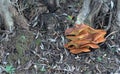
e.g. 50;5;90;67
0;0;120;74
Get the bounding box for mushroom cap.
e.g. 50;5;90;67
64;24;106;54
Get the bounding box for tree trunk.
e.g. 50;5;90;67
117;0;120;27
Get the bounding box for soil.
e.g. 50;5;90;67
0;0;120;74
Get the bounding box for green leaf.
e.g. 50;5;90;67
19;35;26;42
67;15;73;20
96;56;102;62
5;65;15;74
35;39;41;46
40;66;46;72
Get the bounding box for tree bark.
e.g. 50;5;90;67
0;0;29;32
0;0;14;32
117;0;120;27
75;0;91;25
75;0;103;27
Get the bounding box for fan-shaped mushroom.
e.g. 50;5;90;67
64;24;106;54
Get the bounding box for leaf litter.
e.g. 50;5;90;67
0;0;120;74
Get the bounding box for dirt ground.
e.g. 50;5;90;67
0;0;120;74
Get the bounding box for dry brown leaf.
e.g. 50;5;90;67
64;24;106;54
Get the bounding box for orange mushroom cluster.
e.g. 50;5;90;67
64;24;106;54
